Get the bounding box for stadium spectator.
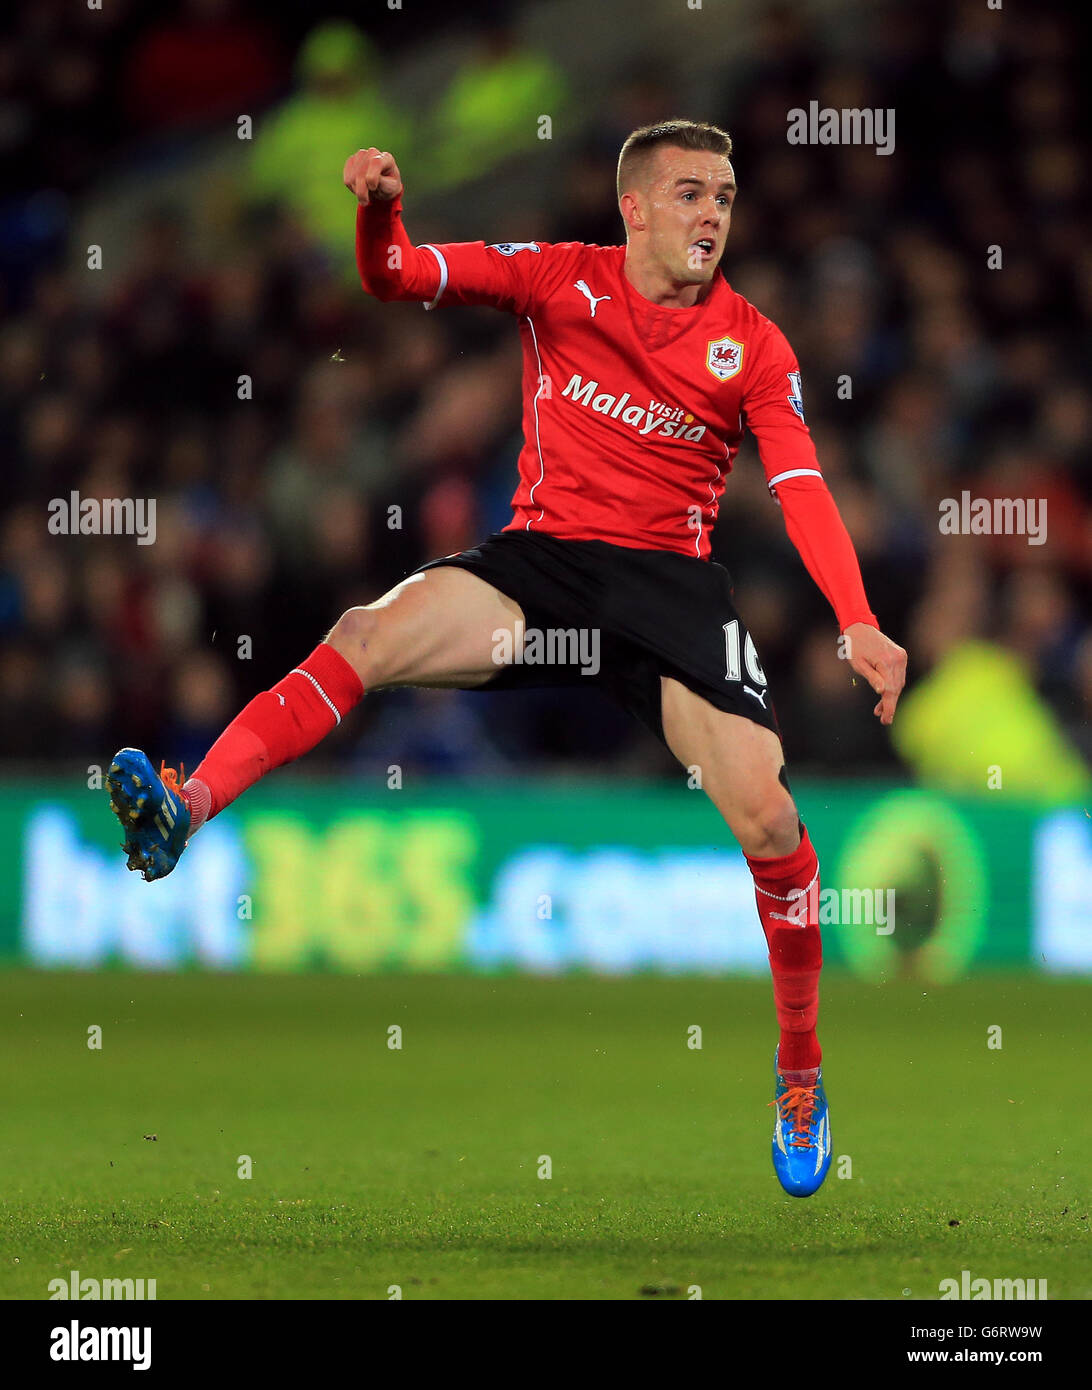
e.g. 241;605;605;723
250;21;413;262
427;20;569;191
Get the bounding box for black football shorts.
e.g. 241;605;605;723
414;529;780;747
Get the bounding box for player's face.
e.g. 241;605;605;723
638;147;736;286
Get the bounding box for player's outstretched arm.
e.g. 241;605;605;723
345;146;443;304
743;327;907;725
345;145;560;315
775;479;907;725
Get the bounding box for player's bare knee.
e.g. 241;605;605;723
325;606;388;684
735;793;800;859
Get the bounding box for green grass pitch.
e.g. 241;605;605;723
0;969;1087;1300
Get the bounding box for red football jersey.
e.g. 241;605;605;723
416;238;819;560
356;200;878;631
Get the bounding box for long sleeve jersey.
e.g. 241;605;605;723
356;196;878;632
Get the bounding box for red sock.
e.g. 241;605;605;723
745;824;823;1073
183;643;364;825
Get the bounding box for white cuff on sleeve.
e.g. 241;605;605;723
418;244;449;310
767;467;824;490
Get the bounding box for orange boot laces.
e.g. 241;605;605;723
159;761;185;794
768;1085;819;1148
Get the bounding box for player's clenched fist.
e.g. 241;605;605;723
343;148;403;205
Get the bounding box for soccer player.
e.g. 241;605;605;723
108;120;906;1198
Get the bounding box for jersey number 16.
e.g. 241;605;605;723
723;619;767;686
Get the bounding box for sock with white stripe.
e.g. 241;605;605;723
185;643;364;825
745;824;823;1073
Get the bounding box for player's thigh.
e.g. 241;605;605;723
326;566;525;690
659;675;799;857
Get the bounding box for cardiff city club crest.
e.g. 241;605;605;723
706;335;744;381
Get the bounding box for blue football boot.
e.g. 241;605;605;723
769;1048;832;1197
106;749;191;881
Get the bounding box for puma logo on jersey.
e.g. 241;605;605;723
574;280;611;317
744;684;768;708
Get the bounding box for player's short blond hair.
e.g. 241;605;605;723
616;120;734;199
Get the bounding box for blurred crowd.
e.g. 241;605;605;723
0;0;1088;790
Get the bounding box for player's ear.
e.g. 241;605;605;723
619;191;646;234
